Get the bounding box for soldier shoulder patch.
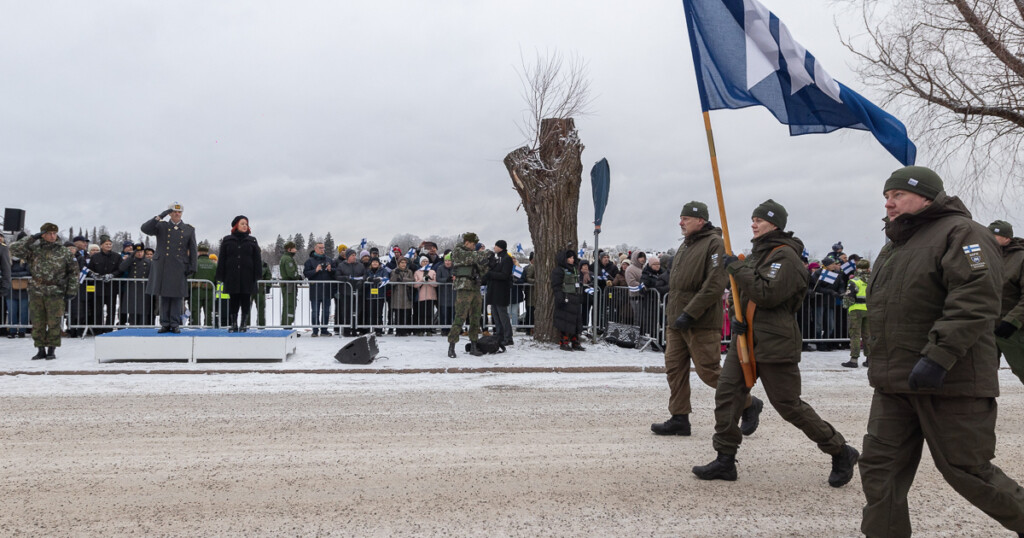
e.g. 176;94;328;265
962;244;987;270
766;262;782;279
711;253;719;268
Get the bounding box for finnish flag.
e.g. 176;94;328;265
359;238;367;250
377;276;389;288
681;0;916;165
629;283;646;293
405;247;417;260
962;244;981;254
515;242;524;254
578;247;586;259
79;267;90;284
512;265;524;279
819;270;839;284
841;260;856;275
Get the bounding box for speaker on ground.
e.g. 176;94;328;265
334;334;379;364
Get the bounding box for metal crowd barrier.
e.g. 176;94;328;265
62;277;218;334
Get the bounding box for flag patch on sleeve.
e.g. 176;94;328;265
766;262;782;279
962;244;986;270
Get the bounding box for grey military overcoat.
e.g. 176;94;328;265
141;218;198;298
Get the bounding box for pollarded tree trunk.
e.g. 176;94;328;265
503;118;584;343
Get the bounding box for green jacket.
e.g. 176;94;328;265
451;244;490;291
867;193;1002;397
726;230;809;363
998;237;1024;328
193;254;217;288
668;224;728;330
9;235;78;298
279;252;301;281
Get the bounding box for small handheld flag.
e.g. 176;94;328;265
512;265;524;280
841;260;856;275
819;270;839;284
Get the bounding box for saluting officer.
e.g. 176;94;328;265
141;202;197;333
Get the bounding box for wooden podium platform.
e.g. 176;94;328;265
95;328;298;363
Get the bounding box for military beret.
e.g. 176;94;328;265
884;166;943;200
40;222;59;233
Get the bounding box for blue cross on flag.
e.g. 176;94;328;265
629;283;646;293
681;0;916;165
578;247;586;259
841;260;856;275
405;247;417;260
512;265;524;279
79;267;90;284
962;244;981;254
360;238;367;249
515;242;524;254
819;270;839;284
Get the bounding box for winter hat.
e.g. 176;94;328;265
856;259;870;270
337;244;348;253
198;242;210;253
133;243;144;252
821;255;839;267
832;242;843;252
807;261;821;270
884;166;943;200
751;199;787;230
360;249;370;258
231;215;247;227
989;220;1013;239
283;241;296;251
99;234;111;244
495;239;507;251
39;222;58;233
444;252;452;261
419;256;429;266
681;201;709;220
122;240;134;249
462;232;479;244
344;249;356;259
72;235;87;243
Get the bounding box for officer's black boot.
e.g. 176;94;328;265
448;342;457;358
31;347;46;360
45;347;56;360
651;414;691;436
228;312;238;333
828;444;859;488
239;312;249;333
692;452;737;481
740;396;764;436
469;341;484;357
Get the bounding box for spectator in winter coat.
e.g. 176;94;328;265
485;240;515;346
87;236;122;332
303;242;334;337
6;248;30;338
414;256;438;333
214;216;262;332
551;249;584;351
118;244;153;326
809;254;847;351
611;261;629;287
334;249;367;336
364;258;389;333
390;257;415;336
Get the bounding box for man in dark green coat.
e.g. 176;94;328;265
279;241;301;327
989;220;1024;385
654;201;761;437
693;200;858;488
190;242;217;326
859;167;1024;537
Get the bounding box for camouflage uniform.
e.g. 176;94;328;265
191;251;217;326
9;232;78;349
279;251;301;326
447;244;491;344
847;268;870;360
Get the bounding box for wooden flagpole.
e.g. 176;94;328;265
703;111;757;388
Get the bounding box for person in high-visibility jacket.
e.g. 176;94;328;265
842;259;871;368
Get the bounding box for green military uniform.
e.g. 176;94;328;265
846;265;870;362
713;228;846;458
191;250;217;326
279;249;301;326
989;221;1024;385
664;216;732;418
251;262;272;327
447;239;491;345
860;168;1024;537
10;225;78;354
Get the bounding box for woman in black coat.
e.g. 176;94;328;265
214;215;263;332
550;249;584;351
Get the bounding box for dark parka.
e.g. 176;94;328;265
141;218;198;298
867;193;1003;397
303;253;334;301
118;255;152;315
215;233;263;295
998;237;1024;328
485;249;515;307
668;223;728;330
726;230;810;363
550;250;583;336
641;264;670;297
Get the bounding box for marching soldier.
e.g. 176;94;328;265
989;220;1024;385
190;242;217;326
9;223;78;360
859;167;1024;536
447;232;491;358
141;202;197;333
842;259;871;368
692;200;858;488
279;241;301;327
655;201;762;437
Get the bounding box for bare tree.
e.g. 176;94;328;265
838;0;1024;204
504;50;592;343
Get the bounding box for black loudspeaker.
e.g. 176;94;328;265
3;208;25;232
334;334;379;364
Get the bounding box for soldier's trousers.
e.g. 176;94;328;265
252;289;266;326
280;285;297;327
712;346;845;457
448;290;482;344
997;330;1024;385
859;391;1024;537
848;309;869;359
29;294;65;348
664;327;750;416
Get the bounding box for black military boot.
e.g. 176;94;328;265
828;444;859;488
448;342;457;358
740;396;763;436
227;312;238;333
32;347;46;360
651;414;691;436
570;337;585;351
45;347;56;360
841;360;858;368
469;341;483;357
239;313;249;333
559;337;572;351
692;452;737;481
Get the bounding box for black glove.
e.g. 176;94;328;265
723;254;739;269
31;232;43;240
17;230;28;240
159;209;172;219
908;357;947;391
730;316;747;336
673;312;694;331
995;321;1018;339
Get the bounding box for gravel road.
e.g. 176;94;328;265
1;372;1022;537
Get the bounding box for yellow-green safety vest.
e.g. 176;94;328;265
849;278;867;312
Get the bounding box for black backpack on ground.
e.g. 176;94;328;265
465;334;506;354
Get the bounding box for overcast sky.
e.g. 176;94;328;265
3;1;1018;260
